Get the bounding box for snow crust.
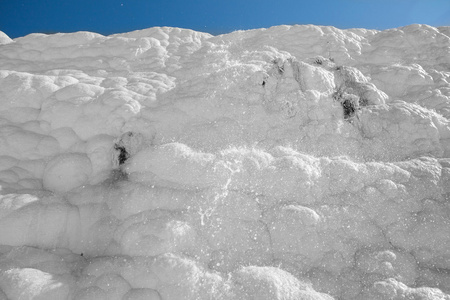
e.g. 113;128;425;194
0;24;450;299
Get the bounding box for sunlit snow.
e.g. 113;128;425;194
0;24;450;300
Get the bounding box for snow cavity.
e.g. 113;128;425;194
0;24;450;300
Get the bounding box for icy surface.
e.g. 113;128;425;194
0;24;450;299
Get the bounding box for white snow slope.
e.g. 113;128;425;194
0;24;450;300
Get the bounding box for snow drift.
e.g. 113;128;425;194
0;24;450;300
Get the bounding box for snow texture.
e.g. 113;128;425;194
0;24;450;299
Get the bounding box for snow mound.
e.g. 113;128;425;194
0;32;12;45
0;24;450;299
43;153;92;193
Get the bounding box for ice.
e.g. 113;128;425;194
0;24;450;299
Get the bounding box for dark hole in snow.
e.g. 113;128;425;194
114;144;130;165
262;80;266;87
342;99;356;119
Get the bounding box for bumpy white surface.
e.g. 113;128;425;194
0;24;450;300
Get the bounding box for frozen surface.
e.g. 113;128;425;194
0;24;450;299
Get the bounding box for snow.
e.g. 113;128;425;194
0;24;449;299
43;153;93;193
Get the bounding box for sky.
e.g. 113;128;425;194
0;0;450;39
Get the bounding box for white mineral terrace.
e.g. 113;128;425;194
0;24;450;299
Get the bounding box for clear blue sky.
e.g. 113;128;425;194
1;0;449;38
